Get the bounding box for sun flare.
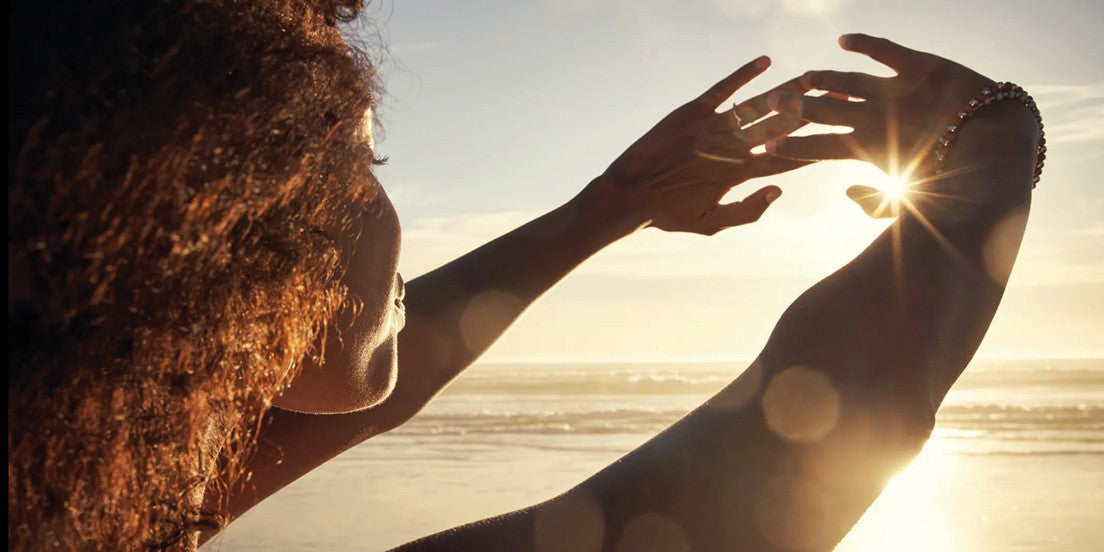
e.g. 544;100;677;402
875;173;912;202
834;161;917;219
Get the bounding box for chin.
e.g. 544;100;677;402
272;335;399;414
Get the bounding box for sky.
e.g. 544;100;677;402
351;0;1104;362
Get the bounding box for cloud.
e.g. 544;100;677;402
399;210;538;277
549;0;596;11
550;0;849;21
710;0;852;18
398;195;1104;294
709;0;773;18
775;0;854;16
1013;219;1104;287
1027;81;1104;145
1074;221;1104;238
398;199;887;286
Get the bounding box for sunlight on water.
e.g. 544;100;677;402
214;360;1104;551
836;439;959;551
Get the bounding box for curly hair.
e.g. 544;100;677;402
8;1;380;548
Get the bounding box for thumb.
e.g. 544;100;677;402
846;185;896;219
701;185;782;233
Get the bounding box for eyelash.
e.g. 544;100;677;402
372;155;389;166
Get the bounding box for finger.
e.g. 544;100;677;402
800;70;891;99
765;133;865;161
740;113;807;147
701;186;782;232
710;77;806;133
684;151;809;181
696;114;806;154
822;90;854;101
768;92;865;126
839;33;925;73
696;56;772;111
846;185;897;218
742;156;810;179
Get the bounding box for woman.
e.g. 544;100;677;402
9;1;1040;550
7;1;798;547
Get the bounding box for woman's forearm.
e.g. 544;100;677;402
398;104;1038;551
383;180;638;427
374;62;805;430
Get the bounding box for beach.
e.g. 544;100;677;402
207;359;1104;551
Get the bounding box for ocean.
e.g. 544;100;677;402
207;359;1104;551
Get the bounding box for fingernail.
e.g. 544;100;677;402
765;189;782;204
839;34;854;48
755;55;771;69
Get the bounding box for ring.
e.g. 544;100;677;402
730;102;744;129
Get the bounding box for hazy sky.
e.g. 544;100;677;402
354;0;1104;361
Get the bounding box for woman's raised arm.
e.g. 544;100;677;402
396;34;1041;551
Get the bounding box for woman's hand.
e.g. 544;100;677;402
764;33;996;180
584;56;809;236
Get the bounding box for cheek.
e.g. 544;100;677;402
345;303;402;404
360;329;398;406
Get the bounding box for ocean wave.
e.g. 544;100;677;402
444;378;729;396
397;406;684;436
391;361;1104;455
394;401;1104;441
936;403;1104;430
447;361;1104;396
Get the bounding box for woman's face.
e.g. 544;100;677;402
323;109;405;410
271;184;404;413
345;187;405;407
319;110;406;410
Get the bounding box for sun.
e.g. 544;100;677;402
874;172;913;202
832;161;920;220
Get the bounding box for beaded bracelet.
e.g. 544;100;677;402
933;81;1046;188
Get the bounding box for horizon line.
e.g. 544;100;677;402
474;354;1104;365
